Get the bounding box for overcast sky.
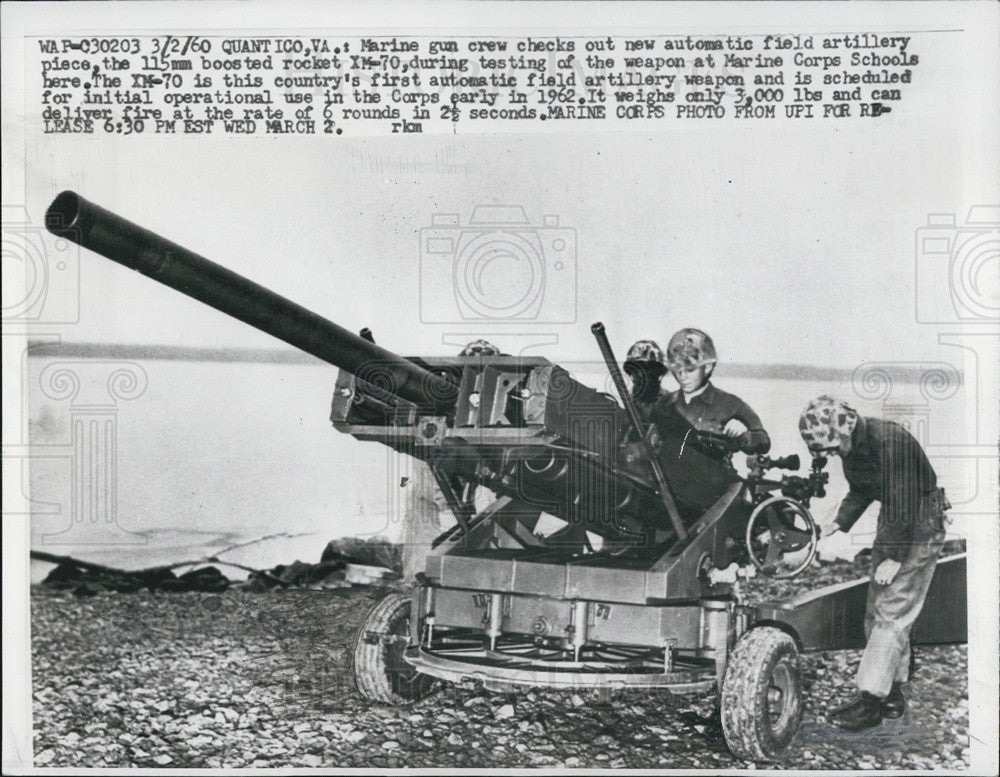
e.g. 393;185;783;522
20;115;984;374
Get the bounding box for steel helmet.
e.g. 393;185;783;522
666;328;718;371
626;340;666;364
799;395;859;452
459;339;501;357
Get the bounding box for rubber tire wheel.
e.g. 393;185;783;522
352;591;438;704
721;626;802;762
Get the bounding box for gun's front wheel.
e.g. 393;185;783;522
721;626;802;761
353;591;438;704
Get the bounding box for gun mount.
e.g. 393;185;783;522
47;192;966;763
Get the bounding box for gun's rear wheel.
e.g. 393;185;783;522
353;590;438;704
721;626;802;762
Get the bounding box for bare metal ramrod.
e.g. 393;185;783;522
45;190;458;410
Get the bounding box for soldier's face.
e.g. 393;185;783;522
625;362;663;398
670;364;709;394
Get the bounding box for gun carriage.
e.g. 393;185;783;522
46;191;967;762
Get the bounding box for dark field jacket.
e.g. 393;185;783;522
834;417;941;563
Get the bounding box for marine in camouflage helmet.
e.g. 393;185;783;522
459;339;501;357
665;328;718;372
654;327;771;479
664;328;718;397
799;395;859;454
623;339;667;418
626;339;666;364
803;396;946;734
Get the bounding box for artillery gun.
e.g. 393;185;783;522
46;191;967;762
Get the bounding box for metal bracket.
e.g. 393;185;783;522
416;416;447;446
662;639;677;673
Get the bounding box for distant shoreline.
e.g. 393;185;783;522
24;341;950;384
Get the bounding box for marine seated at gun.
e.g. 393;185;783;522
623;339;669;426
651;328;772;521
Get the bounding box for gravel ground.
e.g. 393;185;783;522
31;584;969;770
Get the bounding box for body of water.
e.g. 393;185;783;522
22;351;978;581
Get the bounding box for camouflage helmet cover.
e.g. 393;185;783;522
799;395;859;451
626;340;666;364
666;328;718;370
459;339;501;357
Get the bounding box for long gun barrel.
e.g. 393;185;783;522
45;191;458;410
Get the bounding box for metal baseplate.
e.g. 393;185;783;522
404;636;716;694
399;552;967;693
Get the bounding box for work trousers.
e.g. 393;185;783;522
855;502;945;697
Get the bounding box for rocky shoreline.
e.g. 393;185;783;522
31;584;969;770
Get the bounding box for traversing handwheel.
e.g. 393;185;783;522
745;496;818;579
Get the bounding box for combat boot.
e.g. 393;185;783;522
881;682;906;719
826;692;884;733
